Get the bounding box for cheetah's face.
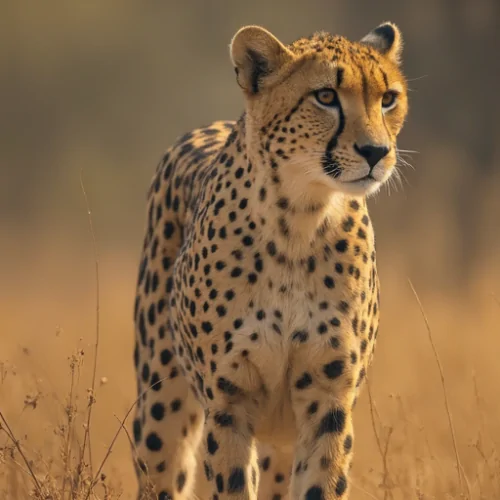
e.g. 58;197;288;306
231;23;408;197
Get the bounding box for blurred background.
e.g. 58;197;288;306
1;1;499;499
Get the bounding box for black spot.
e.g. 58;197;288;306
349;199;360;211
215;260;226;271
307;256;316;273
158;491;172;500
176;471;186;492
171;399;182;412
156;461;166;473
357;367;366;387
207;432;219;454
342;216;355;232
275;473;285;483
196;346;205;364
141;362;150;382
323;360;344;379
204;461;213;481
317;322;328;334
335;240;348;252
338;301;349;313
151;402;165;420
228;467;245;493
324;276;335;289
360;339;368;354
255;257;264;273
231;267;243;277
295;372;313;389
330;317;341;327
261;456;271;470
138;311;147;346
335;474;348;496
278;217;289;237
351;316;359;335
164;221;175;239
292;329;309;343
267;241;277;256
216;305;227;317
344;434;353;453
133;418;141;443
305;486;324;500
216;473;224;493
202;322;213;334
217;377;241;396
160;349;173;365
150;372;162;391
316;408;346;437
145;432;163;451
329;337;340;349
214;412;234;427
308;401;319;415
277;197;289;210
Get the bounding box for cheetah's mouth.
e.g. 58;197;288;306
345;174;377;183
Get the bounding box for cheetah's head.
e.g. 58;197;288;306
230;23;408;197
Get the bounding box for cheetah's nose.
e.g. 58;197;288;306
354;144;390;169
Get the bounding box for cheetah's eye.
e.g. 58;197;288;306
381;91;398;109
314;88;338;107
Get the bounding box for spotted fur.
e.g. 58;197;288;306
133;22;408;500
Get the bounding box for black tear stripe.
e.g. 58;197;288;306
322;101;345;178
247;49;270;94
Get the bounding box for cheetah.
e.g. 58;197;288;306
132;22;408;500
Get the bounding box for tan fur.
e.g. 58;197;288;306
132;22;408;500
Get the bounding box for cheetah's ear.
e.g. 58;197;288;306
360;22;403;64
230;26;293;94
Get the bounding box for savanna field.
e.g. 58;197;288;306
1;2;499;499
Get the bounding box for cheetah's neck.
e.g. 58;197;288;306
224;115;367;259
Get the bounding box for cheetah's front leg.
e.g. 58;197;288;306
289;363;357;499
202;390;260;499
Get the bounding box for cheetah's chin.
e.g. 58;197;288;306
335;177;383;197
